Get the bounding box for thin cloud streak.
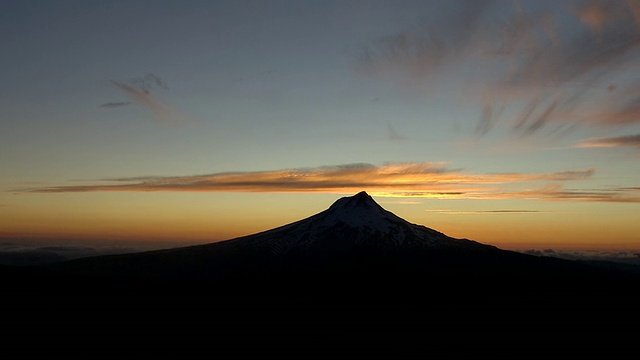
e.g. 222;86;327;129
576;134;640;148
99;101;132;108
504;184;640;203
15;161;637;202
107;73;191;127
387;122;410;141
425;209;544;214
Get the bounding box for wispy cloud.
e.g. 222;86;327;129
104;73;191;127
387;121;410;141
508;183;640;203
425;209;543;215
354;0;640;139
15;161;636;202
379;185;640;203
99;101;132;108
576;133;640;148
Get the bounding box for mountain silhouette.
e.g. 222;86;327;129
36;191;639;288
3;191;640;355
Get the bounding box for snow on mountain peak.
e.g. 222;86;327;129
329;191;379;210
321;191;408;232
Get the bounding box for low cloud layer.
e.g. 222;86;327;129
522;248;640;267
14;162;639;202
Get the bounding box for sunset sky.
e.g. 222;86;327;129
1;0;639;262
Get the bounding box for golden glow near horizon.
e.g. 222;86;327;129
2;185;638;252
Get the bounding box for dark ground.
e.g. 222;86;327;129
3;256;639;358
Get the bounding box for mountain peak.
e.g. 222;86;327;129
352;190;372;202
237;190;472;256
329;191;380;211
319;191;414;234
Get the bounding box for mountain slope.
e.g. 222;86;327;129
37;191;543;280
33;191;640;294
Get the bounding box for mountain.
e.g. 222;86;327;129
3;191;640;355
7;190;640;301
37;191;640;287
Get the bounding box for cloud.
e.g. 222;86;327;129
509;183;640;203
522;248;640;266
425;209;543;215
476;102;504;136
379;184;640;203
354;0;640;139
387;121;410;141
99;101;132;108
16;161;636;202
576;133;640;148
105;73;191;127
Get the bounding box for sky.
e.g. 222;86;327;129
1;0;639;265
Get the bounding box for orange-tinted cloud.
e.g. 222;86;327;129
16;162;635;202
574;0;616;36
425;209;543;215
576;134;640;148
506;183;640;203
